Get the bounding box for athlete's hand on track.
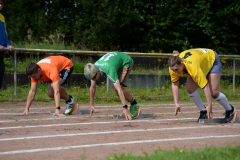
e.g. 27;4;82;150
174;104;181;116
203;106;213;119
89;106;97;118
120;108;132;120
52;109;66;117
19;109;29;116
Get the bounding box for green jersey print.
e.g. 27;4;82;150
95;51;132;82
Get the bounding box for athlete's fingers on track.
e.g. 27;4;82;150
120;112;124;117
19;113;28;116
52;113;66;117
89;109;95;117
174;106;181;116
128;115;132;120
89;108;97;118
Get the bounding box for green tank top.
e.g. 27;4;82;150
94;51;132;82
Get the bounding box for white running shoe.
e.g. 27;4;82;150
64;95;75;114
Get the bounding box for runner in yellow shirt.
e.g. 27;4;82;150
168;48;237;123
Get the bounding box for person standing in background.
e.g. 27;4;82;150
0;0;14;95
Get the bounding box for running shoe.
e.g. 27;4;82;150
198;110;208;122
224;105;237;123
130;101;140;118
64;95;75;114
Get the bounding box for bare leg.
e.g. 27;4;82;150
186;77;198;94
47;78;70;101
186;77;205;111
114;85;133;102
208;73;231;110
207;73;220;98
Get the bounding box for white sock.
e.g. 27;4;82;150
214;92;231;111
188;90;205;111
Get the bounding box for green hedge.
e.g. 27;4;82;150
2;0;240;53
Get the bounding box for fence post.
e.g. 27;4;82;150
107;77;109;94
14;51;17;96
233;59;235;93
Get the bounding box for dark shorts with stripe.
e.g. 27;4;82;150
49;67;73;85
118;60;134;87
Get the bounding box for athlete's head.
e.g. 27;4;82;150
84;63;99;80
26;63;42;80
168;50;184;74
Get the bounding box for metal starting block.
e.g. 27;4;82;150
113;110;155;119
50;104;90;115
199;112;239;123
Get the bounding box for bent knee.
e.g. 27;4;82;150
114;88;119;97
47;91;54;98
212;92;220;99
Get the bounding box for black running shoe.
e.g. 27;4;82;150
224;105;236;123
198;110;208;122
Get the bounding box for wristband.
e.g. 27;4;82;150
123;105;128;109
56;106;60;110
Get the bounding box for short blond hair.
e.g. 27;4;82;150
84;63;99;79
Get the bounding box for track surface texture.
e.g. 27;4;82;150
0;101;239;160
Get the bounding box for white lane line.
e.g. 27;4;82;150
0;118;239;130
155;110;227;115
0;112;42;115
0;134;239;155
0;116;196;123
0;125;235;142
1;102;238;110
0;118;196;130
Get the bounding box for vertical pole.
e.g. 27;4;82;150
233;59;235;93
107;77;109;94
14;51;17;96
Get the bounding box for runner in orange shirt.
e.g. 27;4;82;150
20;56;75;117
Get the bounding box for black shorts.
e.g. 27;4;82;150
49;67;73;85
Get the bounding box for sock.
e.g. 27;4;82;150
188;90;205;110
130;98;137;105
214;92;231;111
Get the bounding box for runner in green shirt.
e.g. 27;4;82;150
84;51;140;120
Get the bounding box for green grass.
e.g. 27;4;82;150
106;145;240;160
0;80;239;103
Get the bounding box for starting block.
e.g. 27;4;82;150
113;108;155;119
50;104;90;115
199;112;239;123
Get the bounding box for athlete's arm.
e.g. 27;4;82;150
113;80;132;120
203;83;213;118
51;79;61;107
172;81;181;116
113;80;127;106
89;79;97;117
20;82;38;115
51;79;65;117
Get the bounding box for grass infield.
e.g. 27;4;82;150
0;80;239;103
106;145;240;160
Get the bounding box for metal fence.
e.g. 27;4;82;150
3;48;240;96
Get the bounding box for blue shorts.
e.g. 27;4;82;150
49;67;73;85
208;51;221;74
